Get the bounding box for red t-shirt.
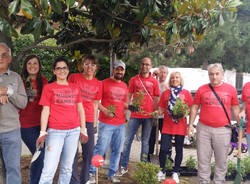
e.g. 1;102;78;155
19;77;48;128
68;73;102;123
193;83;239;127
99;78;128;125
158;89;193;135
39;82;82;129
129;74;160;118
241;82;250;133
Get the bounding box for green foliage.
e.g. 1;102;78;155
107;105;116;113
165;155;173;171
185;156;197;169
211;162;215;175
0;0;243;61
12;34;71;79
226;160;237;176
132;161;160;184
133;91;145;112
172;98;189;119
242;157;250;174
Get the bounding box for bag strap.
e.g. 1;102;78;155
208;83;231;125
138;75;153;102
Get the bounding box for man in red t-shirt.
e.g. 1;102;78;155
119;57;160;175
89;60;132;183
188;63;240;184
239;82;250;157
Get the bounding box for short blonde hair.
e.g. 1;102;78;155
168;71;184;87
207;63;224;73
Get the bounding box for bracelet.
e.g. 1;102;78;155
40;131;47;136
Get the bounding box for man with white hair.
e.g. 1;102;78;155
188;63;240;184
0;42;27;184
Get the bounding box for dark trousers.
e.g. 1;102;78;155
21;126;44;184
159;134;185;173
70;122;95;184
148;118;163;155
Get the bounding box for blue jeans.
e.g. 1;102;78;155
246;133;250;157
39;127;80;184
0;129;22;184
21;126;44;184
71;122;95;184
89;122;125;177
120;118;153;168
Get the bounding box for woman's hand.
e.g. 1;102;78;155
80;128;88;144
36;131;48;148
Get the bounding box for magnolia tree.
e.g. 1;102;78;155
0;0;242;63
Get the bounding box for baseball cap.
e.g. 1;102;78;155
113;60;126;69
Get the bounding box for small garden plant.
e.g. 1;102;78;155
165;155;173;171
185;156;197;169
226;160;237;177
133;154;160;184
107;105;116;115
172;98;189;119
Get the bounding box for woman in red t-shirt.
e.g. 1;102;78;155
69;55;102;183
157;72;193;183
37;57;88;184
19;55;48;184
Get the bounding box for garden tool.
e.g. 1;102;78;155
31;143;42;163
234;117;244;184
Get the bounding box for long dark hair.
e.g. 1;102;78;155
49;57;70;83
21;55;44;97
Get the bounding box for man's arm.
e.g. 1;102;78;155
187;104;199;137
231;105;240;124
7;75;27;109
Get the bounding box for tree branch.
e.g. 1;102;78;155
16;36;124;62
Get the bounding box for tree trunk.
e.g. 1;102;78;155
110;51;116;77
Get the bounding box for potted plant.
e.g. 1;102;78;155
225;160;237;180
165;155;173;176
172;98;189;120
180;156;198;176
25;76;37;102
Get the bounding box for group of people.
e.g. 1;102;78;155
0;41;250;184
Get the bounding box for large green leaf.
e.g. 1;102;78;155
32;18;42;41
50;0;62;15
40;0;48;11
8;0;19;15
21;0;38;18
66;0;75;10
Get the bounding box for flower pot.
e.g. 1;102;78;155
180;166;197;176
172;113;185;120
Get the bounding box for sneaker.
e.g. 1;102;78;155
117;167;128;176
157;171;166;181
89;173;96;184
172;172;179;183
85;181;90;184
108;174;120;183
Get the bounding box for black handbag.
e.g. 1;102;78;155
208;84;238;143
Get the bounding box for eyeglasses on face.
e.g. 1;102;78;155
83;63;96;67
54;66;68;71
141;63;151;66
0;53;10;60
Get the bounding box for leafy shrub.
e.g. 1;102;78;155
185;156;197;169
165;155;173;171
132;161;160;184
242;157;250;174
226;160;236;176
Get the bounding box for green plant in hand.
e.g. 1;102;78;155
25;76;37;100
133;91;144;112
185;156;197;169
107;105;116;114
132;157;160;184
172;98;189;119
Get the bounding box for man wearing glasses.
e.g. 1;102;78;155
119;57;160;176
0;42;27;184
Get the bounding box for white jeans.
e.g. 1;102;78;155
39;127;80;184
